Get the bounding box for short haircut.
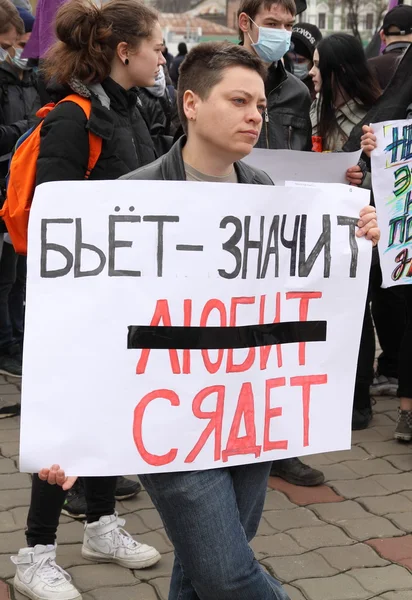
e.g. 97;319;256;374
0;0;25;36
177;41;267;133
237;0;296;41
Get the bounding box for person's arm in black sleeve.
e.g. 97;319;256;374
0;120;28;156
36;101;90;186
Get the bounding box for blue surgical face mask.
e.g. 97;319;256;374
248;17;292;63
293;62;310;80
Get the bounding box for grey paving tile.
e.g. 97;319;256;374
0;442;19;458
311;500;370;523
0;458;18;474
137;509;164;531
360;494;412;516
90;584;159;600
67;564;137;592
295;573;369;600
385;455;412;471
0;529;26;554
264;507;323;532
0;416;19;430
329;478;389;499
373;399;399;414
342;459;399;477
282;585;308;600
288;524;354;550
385;511;412;532
263;490;296;511
339;516;404;541
251;532;306;559
133;551;175;581
151;577;170;600
372;473;412;493
320;464;361;481
324;448;372;462
0;473;31;490
317;544;389;570
263;551;337;583
0;488;30;511
358;441;412;458
349;565;412;594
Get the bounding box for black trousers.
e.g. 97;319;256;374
353;299;375;411
398;285;412;399
26;475;117;547
371;263;406;379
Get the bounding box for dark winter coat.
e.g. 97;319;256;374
36;77;157;187
121;136;273;186
0;61;40;174
255;61;312;151
170;54;186;87
368;42;410;91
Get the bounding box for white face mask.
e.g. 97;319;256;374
0;46;30;70
10;47;30;70
146;67;166;98
248;17;292;63
293;62;310;80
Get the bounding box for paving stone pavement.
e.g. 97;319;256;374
1;375;412;600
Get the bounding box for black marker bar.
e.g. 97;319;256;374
176;244;204;251
127;321;327;350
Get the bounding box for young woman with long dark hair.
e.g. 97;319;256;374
309;33;382;430
309;33;381;152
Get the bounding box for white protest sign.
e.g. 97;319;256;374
371;119;412;287
20;180;371;476
243;148;362;185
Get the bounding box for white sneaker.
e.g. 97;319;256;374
82;513;161;569
11;545;81;600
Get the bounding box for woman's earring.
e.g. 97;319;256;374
125;58;129;66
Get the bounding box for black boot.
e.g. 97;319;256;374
270;457;325;486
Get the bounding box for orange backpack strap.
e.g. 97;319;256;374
57;94;103;179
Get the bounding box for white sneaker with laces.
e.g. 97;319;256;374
11;544;81;600
82;513;161;569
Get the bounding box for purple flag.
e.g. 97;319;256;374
22;0;69;59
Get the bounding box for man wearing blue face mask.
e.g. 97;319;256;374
238;0;326;489
238;0;312;152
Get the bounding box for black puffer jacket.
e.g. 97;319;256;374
36;77;157;186
0;61;40;176
256;61;312;151
121;136;273;186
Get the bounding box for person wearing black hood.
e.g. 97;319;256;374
170;41;188;87
286;22;322;100
368;5;412;91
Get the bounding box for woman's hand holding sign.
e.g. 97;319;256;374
361;125;377;158
357;205;380;246
39;464;77;491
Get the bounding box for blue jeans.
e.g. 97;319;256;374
140;463;290;600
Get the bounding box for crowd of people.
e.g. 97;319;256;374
0;0;409;598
